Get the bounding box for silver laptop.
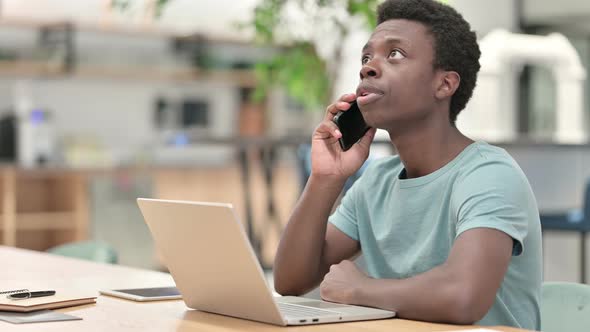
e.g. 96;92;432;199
137;198;395;326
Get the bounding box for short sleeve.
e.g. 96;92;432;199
452;159;535;256
329;177;363;241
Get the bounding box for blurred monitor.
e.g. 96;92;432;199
181;99;208;128
0;113;17;161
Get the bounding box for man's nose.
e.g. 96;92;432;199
360;60;381;80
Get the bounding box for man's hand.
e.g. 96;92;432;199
319;260;369;304
311;93;376;181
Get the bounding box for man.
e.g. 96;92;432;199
273;0;542;330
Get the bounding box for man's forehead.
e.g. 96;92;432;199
363;19;432;50
367;19;431;45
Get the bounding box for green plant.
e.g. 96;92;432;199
111;0;171;18
248;0;379;111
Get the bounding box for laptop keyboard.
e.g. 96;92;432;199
278;302;338;318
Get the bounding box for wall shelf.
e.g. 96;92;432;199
0;17;262;86
0;60;257;86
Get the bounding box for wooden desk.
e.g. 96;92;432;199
0;246;529;332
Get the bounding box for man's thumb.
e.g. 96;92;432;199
357;127;376;149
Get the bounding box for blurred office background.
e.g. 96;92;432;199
0;0;589;286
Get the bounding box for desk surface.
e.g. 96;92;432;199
0;247;529;332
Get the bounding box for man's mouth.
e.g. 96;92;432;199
356;87;384;106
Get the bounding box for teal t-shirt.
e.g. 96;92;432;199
329;141;542;330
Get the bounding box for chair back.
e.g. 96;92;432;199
584;180;590;226
541;281;590;332
47;241;118;264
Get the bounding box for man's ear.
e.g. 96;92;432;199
435;71;460;100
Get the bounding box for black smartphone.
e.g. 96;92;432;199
332;101;371;151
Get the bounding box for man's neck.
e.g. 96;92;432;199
387;116;473;179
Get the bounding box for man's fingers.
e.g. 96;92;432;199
325;101;352;115
340;260;354;267
315;121;342;139
325;93;356;119
340;93;357;103
319;283;330;301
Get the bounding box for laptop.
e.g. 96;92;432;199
137;198;395;326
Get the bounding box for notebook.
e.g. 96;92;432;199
0;310;82;324
0;290;96;313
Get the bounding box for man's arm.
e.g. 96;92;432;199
273;175;360;295
274;93;375;296
320;228;513;324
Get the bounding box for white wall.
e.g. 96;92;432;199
523;0;590;24
450;0;517;36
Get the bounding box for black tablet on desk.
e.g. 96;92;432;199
100;287;181;302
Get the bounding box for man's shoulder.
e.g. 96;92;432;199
453;142;534;199
458;142;525;180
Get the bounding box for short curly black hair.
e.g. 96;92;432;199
377;0;481;123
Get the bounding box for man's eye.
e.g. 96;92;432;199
361;55;370;65
389;50;405;59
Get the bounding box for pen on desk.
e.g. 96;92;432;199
7;290;56;300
